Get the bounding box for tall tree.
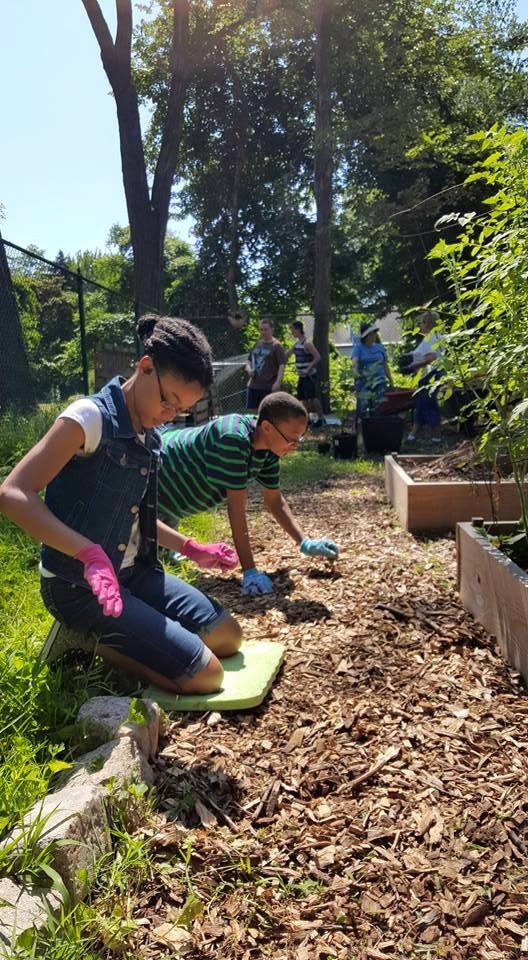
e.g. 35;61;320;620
82;0;190;312
313;0;333;408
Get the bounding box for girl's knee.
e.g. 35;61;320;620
206;615;242;658
178;654;224;694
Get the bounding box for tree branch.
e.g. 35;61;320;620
151;0;189;230
81;0;115;57
115;0;133;59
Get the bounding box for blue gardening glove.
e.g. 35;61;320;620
300;537;339;561
242;568;273;595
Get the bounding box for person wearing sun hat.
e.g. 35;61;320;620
351;321;393;416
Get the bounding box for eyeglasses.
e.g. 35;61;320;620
270;421;306;447
152;361;178;413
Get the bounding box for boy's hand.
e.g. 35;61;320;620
181;538;238;571
300;537;339;560
75;544;123;618
241;568;273;595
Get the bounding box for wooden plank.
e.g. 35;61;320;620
457;521;528;685
385;455;526;533
384;455;411;530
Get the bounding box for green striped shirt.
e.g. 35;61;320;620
158;414;280;521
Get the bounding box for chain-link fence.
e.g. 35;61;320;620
0;233;375;421
0;235;251;414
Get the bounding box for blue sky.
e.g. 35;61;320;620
1;0;528;260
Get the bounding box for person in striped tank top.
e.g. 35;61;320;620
159;393;339;595
286;321;325;427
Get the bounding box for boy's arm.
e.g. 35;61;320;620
261;486;339;560
226;487;256;571
260;487;304;543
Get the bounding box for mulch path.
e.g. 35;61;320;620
134;467;528;960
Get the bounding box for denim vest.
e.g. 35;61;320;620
41;377;161;585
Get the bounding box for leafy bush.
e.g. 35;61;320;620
430;125;528;534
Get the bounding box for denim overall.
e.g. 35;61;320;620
40;377;225;680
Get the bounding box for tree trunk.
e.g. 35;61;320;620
112;79;165;313
82;0;190;316
0;235;35;409
313;0;333;412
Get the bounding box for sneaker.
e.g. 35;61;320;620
406;433;416;442
431;436;443;444
39;620;97;665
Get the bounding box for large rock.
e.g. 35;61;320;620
4;783;109;900
64;736;154;790
0;878;62;956
77;696;160;757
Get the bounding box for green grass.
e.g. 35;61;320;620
0;405;61;481
0;515;116;842
280;446;382;490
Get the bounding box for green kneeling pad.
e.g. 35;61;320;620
143;640;285;712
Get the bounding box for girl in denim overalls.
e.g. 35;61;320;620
0;315;242;694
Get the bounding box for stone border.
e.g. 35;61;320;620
0;696;160;955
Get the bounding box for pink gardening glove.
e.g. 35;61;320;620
180;538;238;571
74;544;123;618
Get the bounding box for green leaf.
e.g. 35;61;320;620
47;759;72;773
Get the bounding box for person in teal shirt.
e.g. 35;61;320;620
159;393;339;595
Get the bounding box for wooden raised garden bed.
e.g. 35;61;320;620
385;453;525;533
457;520;528;686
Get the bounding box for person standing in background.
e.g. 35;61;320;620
351;321;392;417
246;318;286;413
406;310;443;444
286;321;325;427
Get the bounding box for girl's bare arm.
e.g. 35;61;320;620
0;418;93;556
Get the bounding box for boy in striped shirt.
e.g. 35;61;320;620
159;393;339;595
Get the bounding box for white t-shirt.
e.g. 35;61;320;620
41;398;145;577
412;332;443;373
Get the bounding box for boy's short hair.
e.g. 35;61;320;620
259;316;274;329
257;392;308;424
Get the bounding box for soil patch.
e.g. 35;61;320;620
401;442;512;483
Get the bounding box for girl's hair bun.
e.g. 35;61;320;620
137;313;159;344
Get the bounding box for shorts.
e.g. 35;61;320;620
40;563;228;681
247;386;271;410
297;374;317;401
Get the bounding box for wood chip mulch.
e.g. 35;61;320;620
131;468;528;960
402;442;512;484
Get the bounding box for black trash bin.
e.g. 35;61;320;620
361;415;405;454
332;432;358;459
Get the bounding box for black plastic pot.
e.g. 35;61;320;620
332;432;358;459
361;415;405;454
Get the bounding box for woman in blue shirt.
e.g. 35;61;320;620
351;322;392;416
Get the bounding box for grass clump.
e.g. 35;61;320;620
280;447;381;490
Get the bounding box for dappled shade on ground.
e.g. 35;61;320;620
134;469;528;960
